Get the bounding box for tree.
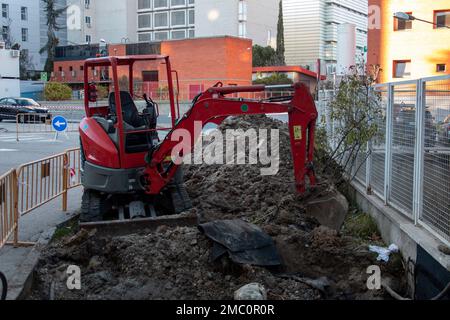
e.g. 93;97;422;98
253;45;285;67
40;0;66;73
317;63;383;185
276;0;285;65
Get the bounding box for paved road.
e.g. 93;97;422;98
0;121;80;175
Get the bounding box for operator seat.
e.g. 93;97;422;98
109;91;145;129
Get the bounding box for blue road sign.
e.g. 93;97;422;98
52;116;68;132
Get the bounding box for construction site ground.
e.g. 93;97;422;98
27;116;407;300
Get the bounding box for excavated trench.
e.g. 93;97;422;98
28;115;407;300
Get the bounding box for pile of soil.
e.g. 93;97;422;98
28;115;406;300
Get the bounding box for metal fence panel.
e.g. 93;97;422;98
420;78;450;242
0;170;17;249
16;154;66;216
389;83;417;217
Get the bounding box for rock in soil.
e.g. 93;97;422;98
28;115;406;300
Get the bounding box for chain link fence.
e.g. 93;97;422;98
318;74;450;245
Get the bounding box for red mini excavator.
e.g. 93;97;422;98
79;55;318;223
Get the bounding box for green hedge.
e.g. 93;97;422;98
43;82;73;101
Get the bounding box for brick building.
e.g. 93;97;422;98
368;0;450;83
52;36;253;99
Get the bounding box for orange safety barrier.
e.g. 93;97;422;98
0;170;18;249
0;148;82;250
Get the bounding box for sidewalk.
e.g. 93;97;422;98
0;188;82;300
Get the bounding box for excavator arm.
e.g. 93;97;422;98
143;82;318;195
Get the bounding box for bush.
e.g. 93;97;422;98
43;82;73;101
253;73;293;86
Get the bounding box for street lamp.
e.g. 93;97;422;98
394;12;450;29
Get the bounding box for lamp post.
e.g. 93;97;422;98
394;12;450;29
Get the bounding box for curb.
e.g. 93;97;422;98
6;215;78;300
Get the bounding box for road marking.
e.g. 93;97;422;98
0;148;18;152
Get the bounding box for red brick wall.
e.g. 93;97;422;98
52;36;253;93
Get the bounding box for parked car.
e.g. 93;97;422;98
394;106;437;147
0;97;51;123
438;115;450;145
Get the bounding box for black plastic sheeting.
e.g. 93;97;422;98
198;219;281;267
415;246;450;300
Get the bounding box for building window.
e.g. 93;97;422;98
394;13;412;31
138;0;151;10
435;10;450;29
138;32;152;42
2;25;9;41
171;0;185;7
142;70;159;82
80;65;84;71
171;10;186;26
85;0;90;8
85;16;91;27
171;30;186;39
154;0;168;9
188;29;194;38
21;28;28;42
1;4;8;19
138;13;152;28
86;35;91;43
188;9;194;25
21;7;28;21
58;66;63;72
393;60;411;78
436;64;447;72
188;0;194;5
238;22;247;38
154;12;168;28
154;31;169;41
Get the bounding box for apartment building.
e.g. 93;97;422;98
283;0;368;74
1;0;41;71
1;0;67;73
0;41;20;97
368;0;450;83
67;0;138;44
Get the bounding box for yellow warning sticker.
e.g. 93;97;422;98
293;126;302;140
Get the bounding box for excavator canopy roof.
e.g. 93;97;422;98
84;55;169;67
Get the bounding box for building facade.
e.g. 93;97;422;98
1;0;41;71
1;0;67;73
0;41;20;97
368;0;450;83
195;0;278;47
67;0;277;48
67;0;138;45
52;36;253;99
283;0;368;75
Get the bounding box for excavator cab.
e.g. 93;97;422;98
79;55;190;222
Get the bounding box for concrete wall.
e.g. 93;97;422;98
347;181;450;297
0;46;20;97
246;0;278;48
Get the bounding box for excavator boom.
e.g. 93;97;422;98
143;82;318;195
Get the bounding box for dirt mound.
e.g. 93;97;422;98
29;115;405;300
